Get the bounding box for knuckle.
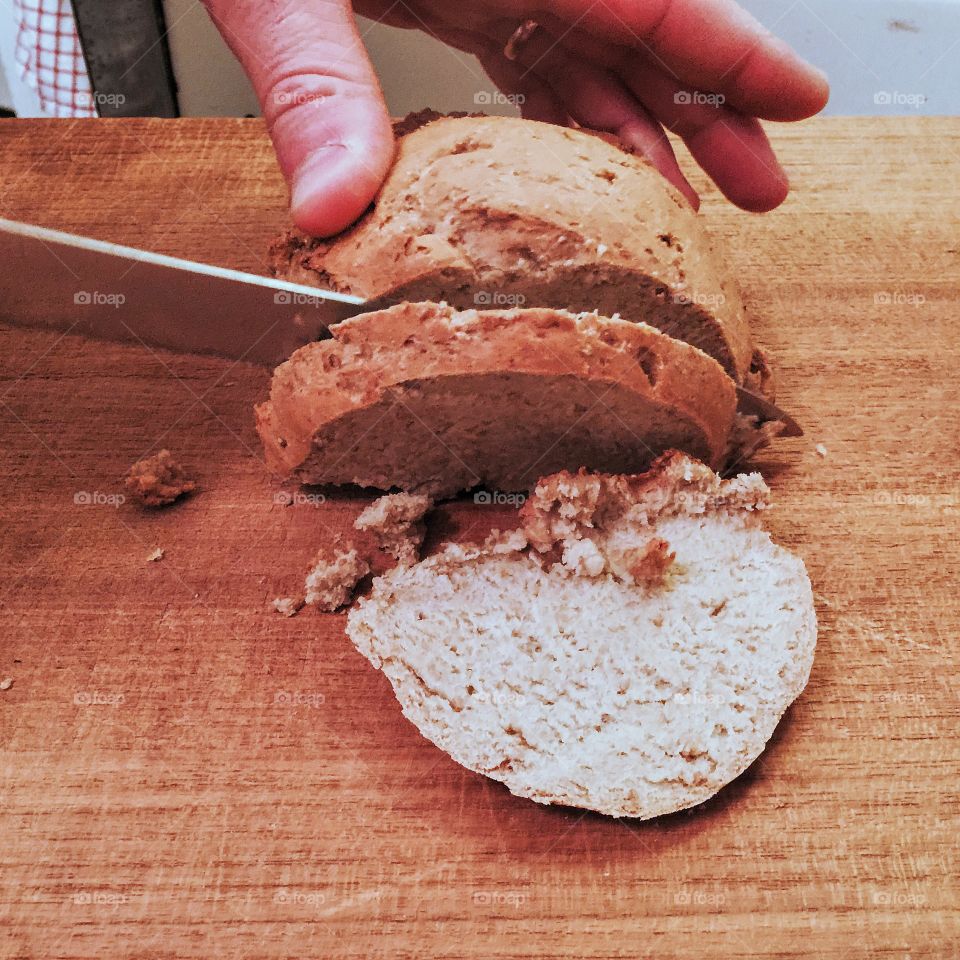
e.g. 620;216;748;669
262;72;367;125
263;74;335;120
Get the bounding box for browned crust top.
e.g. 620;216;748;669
267;114;755;384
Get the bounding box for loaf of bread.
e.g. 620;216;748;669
269;114;761;387
255;302;737;497
346;452;817;819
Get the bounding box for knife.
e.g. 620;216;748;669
0;217;365;367
0;217;801;435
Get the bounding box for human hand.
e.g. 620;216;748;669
204;0;829;236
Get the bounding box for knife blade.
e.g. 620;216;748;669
735;386;804;437
0;217;366;367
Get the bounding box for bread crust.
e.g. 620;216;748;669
255;303;737;496
268;115;755;384
520;449;770;549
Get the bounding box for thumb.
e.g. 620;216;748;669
204;0;394;237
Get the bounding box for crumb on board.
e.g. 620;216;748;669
815;443;829;458
125;450;196;507
304;547;370;612
354;492;433;567
146;547;164;562
0;678;13;691
271;597;304;618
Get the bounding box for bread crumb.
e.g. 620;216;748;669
304;547;370;612
271;597;303;618
125;450;196;507
815;443;828;458
483;528;528;554
562;537;606;577
146;547;164;562
355;493;433;566
624;538;676;587
0;677;12;691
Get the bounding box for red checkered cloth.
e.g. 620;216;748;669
13;0;97;117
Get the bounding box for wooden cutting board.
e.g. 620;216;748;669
0;117;957;959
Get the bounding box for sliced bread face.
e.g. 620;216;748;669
255;303;737;498
346;453;817;820
269;115;756;384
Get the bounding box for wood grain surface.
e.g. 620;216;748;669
0;117;958;959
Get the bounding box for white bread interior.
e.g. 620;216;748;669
347;452;816;819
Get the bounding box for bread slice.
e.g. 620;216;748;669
269;115;758;386
255;302;736;497
346;452;817;819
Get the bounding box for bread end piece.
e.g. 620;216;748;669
347;453;816;819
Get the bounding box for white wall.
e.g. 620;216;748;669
162;0;259;117
738;0;960;115
0;49;11;110
0;0;42;116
